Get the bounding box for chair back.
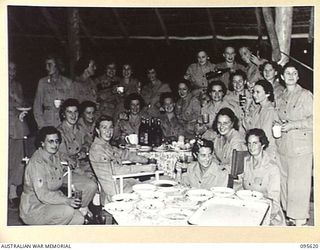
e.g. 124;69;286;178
230;149;249;178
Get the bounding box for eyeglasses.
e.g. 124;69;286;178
47;139;61;144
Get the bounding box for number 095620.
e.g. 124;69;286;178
300;244;319;248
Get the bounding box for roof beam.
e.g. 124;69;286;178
206;9;217;56
154;8;170;46
40;7;67;48
112;8;130;42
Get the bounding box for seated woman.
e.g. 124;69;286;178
238;128;285;226
57;99;93;176
113;93;147;144
175;139;229;189
78;100;97;147
175;80;201;137
212;108;246;173
158;92;185;142
19;126;84;225
89;115;156;204
118;63;141;96
198;81;232;140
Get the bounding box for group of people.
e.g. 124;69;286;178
8;44;313;226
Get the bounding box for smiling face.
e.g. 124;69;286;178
282;66;299;86
163;97;175;113
217;115;233;136
106;63;116;78
223;47;236;64
178;82;189;98
42;133;60;155
263;63;277;82
83;106;95;124
210;84;224;102
197;51;208;65
130;99;141;115
96;120;114;142
247;135;264;157
252;85;269;105
232;75;245;93
197;147;213;169
64;106;79;126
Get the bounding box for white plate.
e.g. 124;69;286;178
125;144;141;151
132;183;156;194
16;107;32;111
136;199;165;213
236;190;264;201
153;146;169;152
138;146;152;152
112;193;139;202
186;189;213;202
151;180;177;188
104;201;133;214
160;208;194;221
210;187;235;198
138;190;166;200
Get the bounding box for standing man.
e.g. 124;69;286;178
216;46;246;89
33;55;74;128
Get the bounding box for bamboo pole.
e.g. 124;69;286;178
206;8;218;57
275;7;293;66
262;7;281;62
154;8;170;46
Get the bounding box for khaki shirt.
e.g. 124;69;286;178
179;160;228;189
33;75;74;128
272;79;285;107
276;84;313;157
118;77;141;96
175;93;201;135
57;121;88;167
185;62;216;89
20;148;68;221
73;77;97;103
113;114;142;141
241;151;282;220
159;113;185;139
77;117;95;146
213;129;246;172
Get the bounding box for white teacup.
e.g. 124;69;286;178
125;134;138;145
54;99;62;108
272;124;282;138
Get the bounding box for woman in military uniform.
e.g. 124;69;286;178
19;126;84;225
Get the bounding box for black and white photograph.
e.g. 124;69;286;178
2;0;318;243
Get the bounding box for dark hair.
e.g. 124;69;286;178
45;54;65;73
146;66;157;73
59;98;80;121
35;126;62;148
79;100;97;115
124;93;145;111
75;57;94;77
94;115;114;138
259;60;281;77
192;138;214;157
245;128;269;150
254;80;275;102
207;80;227;97
212;107;239;132
160;92;176;106
282;61;300;75
229;69;247;91
177;80;192;91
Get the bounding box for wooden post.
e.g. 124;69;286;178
68;8;81;79
308;7;314;44
262;7;281;62
206;9;218;58
275;7;293;66
154;8;170;46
